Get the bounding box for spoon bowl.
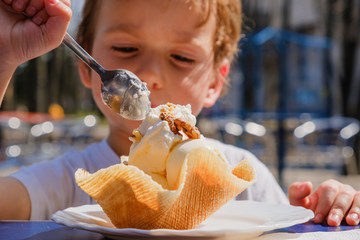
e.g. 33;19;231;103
62;33;150;120
100;69;150;120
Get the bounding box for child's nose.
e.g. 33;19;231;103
136;56;164;90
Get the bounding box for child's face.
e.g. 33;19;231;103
80;0;226;132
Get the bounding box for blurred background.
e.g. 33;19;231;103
1;0;360;191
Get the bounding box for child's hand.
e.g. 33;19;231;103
289;180;360;226
0;0;71;68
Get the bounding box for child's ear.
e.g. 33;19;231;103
78;61;92;88
203;59;230;107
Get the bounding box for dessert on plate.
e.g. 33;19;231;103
75;103;256;230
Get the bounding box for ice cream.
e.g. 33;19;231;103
125;103;204;189
75;103;256;230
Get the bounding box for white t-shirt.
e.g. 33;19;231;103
10;139;288;220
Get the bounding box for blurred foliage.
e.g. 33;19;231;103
1;45;101;117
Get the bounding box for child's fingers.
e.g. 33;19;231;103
12;0;30;12
345;192;360;225
3;0;13;5
31;7;48;25
288;181;312;208
26;0;70;25
43;0;71;44
60;0;70;7
312;180;339;224
326;184;355;226
24;0;44;16
45;0;71;18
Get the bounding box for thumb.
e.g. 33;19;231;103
43;0;72;46
288;181;313;209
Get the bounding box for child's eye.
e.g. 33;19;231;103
170;54;195;64
112;46;138;53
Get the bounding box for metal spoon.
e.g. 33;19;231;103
62;32;151;120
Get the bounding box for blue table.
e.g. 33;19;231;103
271;220;360;233
0;220;359;240
0;221;104;240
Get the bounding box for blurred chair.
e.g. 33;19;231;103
197;116;278;169
233;27;353;185
0;116;31;161
288;116;359;175
59;114;99;144
0;112;101;171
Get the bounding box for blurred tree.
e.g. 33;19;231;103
0;46;97;115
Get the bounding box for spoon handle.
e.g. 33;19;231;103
62;32;105;76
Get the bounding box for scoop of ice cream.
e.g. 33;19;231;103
127;103;200;189
166;138;228;190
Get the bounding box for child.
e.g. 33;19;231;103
0;0;359;227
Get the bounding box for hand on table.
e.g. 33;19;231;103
0;0;71;67
289;180;360;226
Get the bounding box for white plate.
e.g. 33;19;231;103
52;200;314;239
